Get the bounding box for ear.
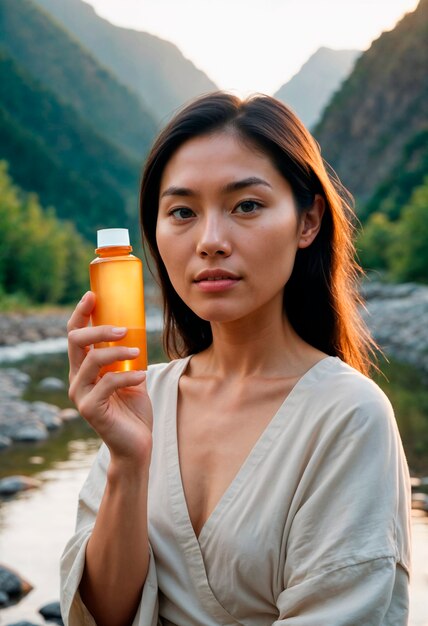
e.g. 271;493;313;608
298;194;325;249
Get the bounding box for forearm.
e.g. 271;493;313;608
79;458;151;626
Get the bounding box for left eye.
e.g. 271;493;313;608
234;200;261;214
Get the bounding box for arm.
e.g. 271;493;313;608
60;445;160;626
60;292;159;626
79;456;151;625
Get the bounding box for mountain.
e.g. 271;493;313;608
0;50;140;239
0;0;157;162
314;0;428;212
274;47;360;129
32;0;219;121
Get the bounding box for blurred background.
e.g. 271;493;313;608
0;0;427;624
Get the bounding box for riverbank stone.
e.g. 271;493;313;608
0;395;62;442
0;476;42;496
0;311;69;347
7;622;41;626
39;601;64;625
30;402;62;430
37;377;66;391
0;564;33;606
58;408;79;421
10;422;48;443
0;435;12;449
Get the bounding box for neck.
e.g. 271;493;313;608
195;306;320;380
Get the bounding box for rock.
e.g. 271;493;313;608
7;622;41;626
0;475;42;496
0;398;59;441
0;435;12;450
12;422;48;442
0;370;30;400
29;456;45;465
58;408;79;421
21;328;42;342
37;377;66;391
39;600;64;625
0;311;69;347
0;564;33;604
360;280;428;375
412;492;428;512
0;589;8;605
30;402;62;430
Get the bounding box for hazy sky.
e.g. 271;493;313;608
83;0;419;95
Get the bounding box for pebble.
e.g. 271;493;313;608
37;377;66;391
0;476;42;496
39;601;63;625
0;371;65;445
0;564;33;606
58;408;80;421
7;622;41;626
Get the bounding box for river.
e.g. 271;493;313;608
0;347;427;625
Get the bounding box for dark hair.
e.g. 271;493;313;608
140;92;376;375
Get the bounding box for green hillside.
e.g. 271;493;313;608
0;50;139;239
0;0;157;161
314;0;428;209
0;160;92;305
32;0;218;121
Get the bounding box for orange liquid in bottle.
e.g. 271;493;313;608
89;240;147;375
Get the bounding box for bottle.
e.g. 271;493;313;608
89;228;147;375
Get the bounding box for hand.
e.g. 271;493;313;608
67;291;153;466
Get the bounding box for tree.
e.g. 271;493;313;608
388;177;428;283
356;212;396;272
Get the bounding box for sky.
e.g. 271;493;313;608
83;0;420;95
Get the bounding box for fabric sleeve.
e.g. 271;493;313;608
60;443;160;626
273;389;411;625
273;560;409;625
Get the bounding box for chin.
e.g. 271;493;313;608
192;304;253;325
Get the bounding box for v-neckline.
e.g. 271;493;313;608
168;354;334;544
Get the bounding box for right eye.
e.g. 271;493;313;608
169;207;195;220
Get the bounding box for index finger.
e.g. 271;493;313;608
67;291;95;379
67;291;95;332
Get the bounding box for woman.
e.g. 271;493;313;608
61;93;411;626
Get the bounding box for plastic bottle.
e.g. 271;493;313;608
89;228;147;375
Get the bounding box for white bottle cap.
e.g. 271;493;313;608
97;228;130;248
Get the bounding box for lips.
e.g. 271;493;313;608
194;269;241;282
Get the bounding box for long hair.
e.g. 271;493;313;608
140;92;377;375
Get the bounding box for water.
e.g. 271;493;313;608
0;346;427;625
0;431;99;625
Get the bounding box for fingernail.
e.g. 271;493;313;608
80;291;90;304
112;327;127;335
128;347;140;356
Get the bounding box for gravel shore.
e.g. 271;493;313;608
0;310;70;346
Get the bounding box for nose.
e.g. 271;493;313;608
196;214;232;257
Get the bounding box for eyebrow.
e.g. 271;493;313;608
160;176;272;199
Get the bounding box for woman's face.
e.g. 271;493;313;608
156;131;321;325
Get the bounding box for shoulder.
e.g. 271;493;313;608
315;356;393;414
146;356;191;396
304;357;396;441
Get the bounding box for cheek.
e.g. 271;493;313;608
252;220;299;271
156;228;188;296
